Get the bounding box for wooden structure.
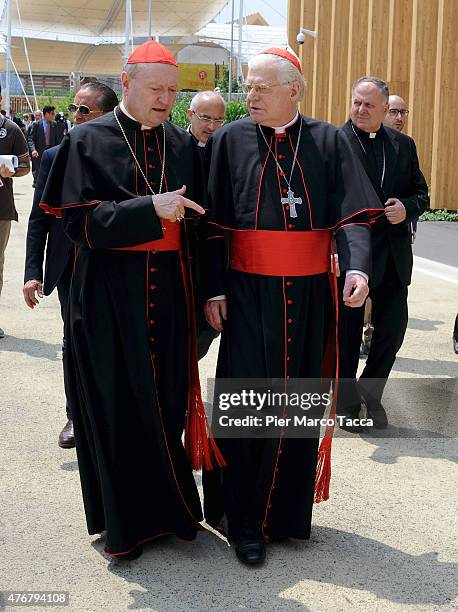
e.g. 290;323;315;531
288;0;458;210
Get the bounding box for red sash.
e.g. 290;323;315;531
113;220;181;252
229;229;332;276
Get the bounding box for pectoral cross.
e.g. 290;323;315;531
281;189;302;219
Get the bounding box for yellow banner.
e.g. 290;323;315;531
178;64;215;91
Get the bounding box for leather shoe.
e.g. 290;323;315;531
453;336;458;355
58;420;75;448
235;539;266;566
365;401;388;429
0;327;4;339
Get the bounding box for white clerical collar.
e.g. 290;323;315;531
119;101;156;131
187;124;206;147
273;111;299;135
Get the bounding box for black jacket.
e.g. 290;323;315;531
341;120;429;287
27;119;60;155
24;146;72;295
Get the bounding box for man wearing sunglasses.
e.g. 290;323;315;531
23;82;118;449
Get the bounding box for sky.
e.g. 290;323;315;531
214;0;288;28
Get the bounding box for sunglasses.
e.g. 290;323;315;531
68;103;95;115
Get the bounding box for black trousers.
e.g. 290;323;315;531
56;261;73;420
338;254;408;411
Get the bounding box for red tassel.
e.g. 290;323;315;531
314;238;339;503
185;387;226;471
314;436;332;503
179;221;226;472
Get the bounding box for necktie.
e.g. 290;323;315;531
45;121;50;146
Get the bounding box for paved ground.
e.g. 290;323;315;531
0;173;457;612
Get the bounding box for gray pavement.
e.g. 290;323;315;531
414;222;457;267
0;173;457;612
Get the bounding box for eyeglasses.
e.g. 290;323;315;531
388;108;409;117
68;103;100;115
241;81;291;95
191;110;225;125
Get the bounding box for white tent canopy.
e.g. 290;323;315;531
0;0;228;73
0;0;228;41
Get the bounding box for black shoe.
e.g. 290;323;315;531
453;336;458;355
365;401;388;429
235;539;266;566
338;417;364;433
58;420;75;448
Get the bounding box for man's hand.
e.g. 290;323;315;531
205;299;227;331
342;273;369;308
152;185;205;222
31;150;39;158
23;280;44;309
0;163;14;178
384;197;406;224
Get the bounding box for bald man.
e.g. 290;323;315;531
187;90;226;147
384;95;409;132
187;91;226;358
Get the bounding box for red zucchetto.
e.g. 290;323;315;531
127;40;178;66
259;47;302;73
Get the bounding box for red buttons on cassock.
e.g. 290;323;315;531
287;356;290;361
287;337;292;343
286;281;293;286
288;224;294;229
288;318;293;324
149;303;154;307
150;284;155;290
147;147;153;152
287;299;293;305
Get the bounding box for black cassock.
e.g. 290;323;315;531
41;108;203;555
202;115;381;542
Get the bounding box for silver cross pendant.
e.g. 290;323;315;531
281;189;302;218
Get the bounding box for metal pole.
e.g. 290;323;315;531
228;0;235;101
5;0;12;115
237;0;243;82
124;0;132;65
148;0;152;39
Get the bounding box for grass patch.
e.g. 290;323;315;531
419;209;458;222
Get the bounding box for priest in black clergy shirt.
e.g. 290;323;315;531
202;47;383;566
39;41;215;561
338;77;428;430
186;90;226;359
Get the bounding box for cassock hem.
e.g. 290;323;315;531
101;525;203;556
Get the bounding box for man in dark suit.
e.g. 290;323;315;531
338;76;429;428
27;105;62;185
23;82;119;448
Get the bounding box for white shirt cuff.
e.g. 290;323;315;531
346;269;369;282
208;295;226;301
